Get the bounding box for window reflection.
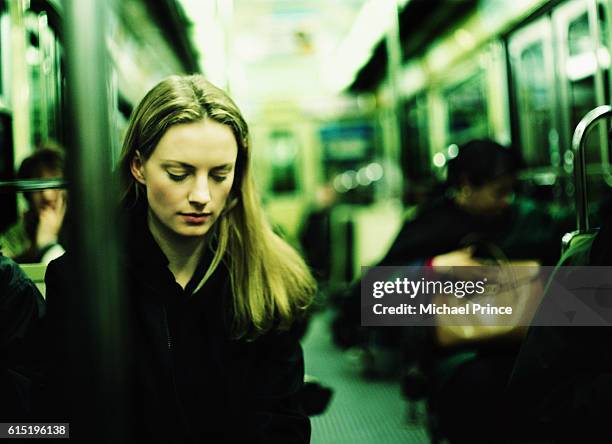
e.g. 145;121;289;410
444;71;489;146
401;95;429;182
514;39;554;167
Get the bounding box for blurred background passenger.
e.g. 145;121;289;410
0;146;66;264
296;183;337;416
334;139;567;337
299;182;337;295
332;139;568;442
382;138;565;268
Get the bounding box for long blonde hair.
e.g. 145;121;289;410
118;75;315;338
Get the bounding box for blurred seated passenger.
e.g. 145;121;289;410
38;75;316;442
296;184;338;415
299;182;337;291
0;254;45;419
0;146;66;264
333;139;566;442
383;139;562;268
507;215;612;442
334;139;564;349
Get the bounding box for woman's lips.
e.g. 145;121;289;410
180;213;212;224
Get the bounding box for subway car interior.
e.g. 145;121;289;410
2;0;612;442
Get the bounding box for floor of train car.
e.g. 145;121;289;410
302;311;429;443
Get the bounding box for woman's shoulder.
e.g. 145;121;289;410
46;251;72;273
249;319;305;352
43;253;75;303
0;255;42;305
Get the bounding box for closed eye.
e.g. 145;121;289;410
167;172;189;182
211;174;227;183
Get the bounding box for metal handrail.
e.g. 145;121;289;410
0;178;67;192
571;104;612;233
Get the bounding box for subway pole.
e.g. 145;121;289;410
62;0;129;441
384;0;404;200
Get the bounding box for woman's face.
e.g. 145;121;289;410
29;168;64;215
131;119;238;239
461;174;516;216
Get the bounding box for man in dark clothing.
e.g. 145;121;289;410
0;255;45;419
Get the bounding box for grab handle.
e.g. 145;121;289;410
571;105;612;233
0;178;67;193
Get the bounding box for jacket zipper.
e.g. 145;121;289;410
163;306;190;439
165;318;173;351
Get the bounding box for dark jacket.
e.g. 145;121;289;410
380;195;564;267
38;209;310;443
0;255;45;419
507;218;612;442
299;207;332;282
333;195;563;349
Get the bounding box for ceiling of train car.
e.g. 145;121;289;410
231;0;364;64
229;0;366;103
179;0;404;116
350;0;477;92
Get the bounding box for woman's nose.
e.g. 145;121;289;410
188;177;211;205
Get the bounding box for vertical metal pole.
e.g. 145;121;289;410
571;105;612;233
63;0;128;441
385;0;403;199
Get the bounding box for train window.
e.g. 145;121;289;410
0;111;16;232
568;12;591;56
565;11;599;163
443;70;489;146
549;0;612;223
0;4;8;103
597;0;612;177
320;122;376;204
508;17;557;168
25;10;63;147
597;1;610;104
269;130;298;194
554;0;612;187
0;15;3;100
320;122;375;172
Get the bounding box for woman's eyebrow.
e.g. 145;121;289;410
160;160;194;169
211;163;234;171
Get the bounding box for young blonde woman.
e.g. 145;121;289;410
43;75;316;442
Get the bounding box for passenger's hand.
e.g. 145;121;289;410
431;247;482;267
36;192;66;248
431;248;541;286
430;247;489;281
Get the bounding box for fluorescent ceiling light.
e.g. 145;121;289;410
323;0;408;93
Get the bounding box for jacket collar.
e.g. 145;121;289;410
124;202;170;269
122;202;219;296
